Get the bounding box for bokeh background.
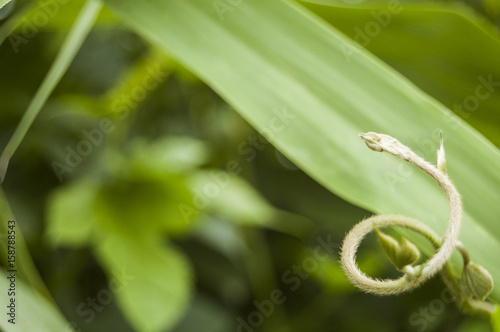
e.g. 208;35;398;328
1;0;500;331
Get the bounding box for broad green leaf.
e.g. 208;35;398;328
95;172;194;237
0;2;34;46
95;138;198;237
186;171;313;237
46;178;98;247
0;0;11;10
128;136;210;174
0;0;102;182
186;171;275;226
0;269;70;332
94;235;192;332
300;1;500;145
48;136;203;240
102;0;500;302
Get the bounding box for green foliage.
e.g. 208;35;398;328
102;0;500;303
45;137;198;330
187;171;274;226
0;0;102;181
301;0;500;146
0;269;69;331
1;0;500;331
0;0;11;10
95;173;193;237
44;133;291;330
95;235;192;332
45;178;98;247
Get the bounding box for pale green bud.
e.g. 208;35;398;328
461;262;494;301
375;228;420;271
437;131;447;174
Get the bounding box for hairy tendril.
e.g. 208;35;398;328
340;132;495;316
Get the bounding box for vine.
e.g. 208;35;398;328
341;132;494;316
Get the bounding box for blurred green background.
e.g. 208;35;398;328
1;0;500;331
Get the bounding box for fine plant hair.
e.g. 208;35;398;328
340;132;494;316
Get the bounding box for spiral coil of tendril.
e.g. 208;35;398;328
340;132;495;317
341;132;463;295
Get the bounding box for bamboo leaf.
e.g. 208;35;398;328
300;1;500;146
101;0;500;303
0;269;70;332
0;0;11;10
0;0;102;182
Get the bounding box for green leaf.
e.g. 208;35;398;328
100;48;173;118
101;0;500;302
0;0;118;47
46;178;98;247
0;189;53;300
48;137;201;240
0;0;102;182
95;235;192;332
0;269;70;332
186;171;275;226
375;229;420;270
186;170;313;237
0;2;33;47
462;262;494;301
95;172;194;237
0;0;11;10
128;136;210;174
300;1;500;146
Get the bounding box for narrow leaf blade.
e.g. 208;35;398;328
102;0;500;301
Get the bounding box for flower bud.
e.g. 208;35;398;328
461;262;493;301
437;131;447;174
375;228;420;271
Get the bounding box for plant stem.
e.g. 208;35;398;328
341;132;462;295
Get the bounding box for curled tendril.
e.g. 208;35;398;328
341;132;494;316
